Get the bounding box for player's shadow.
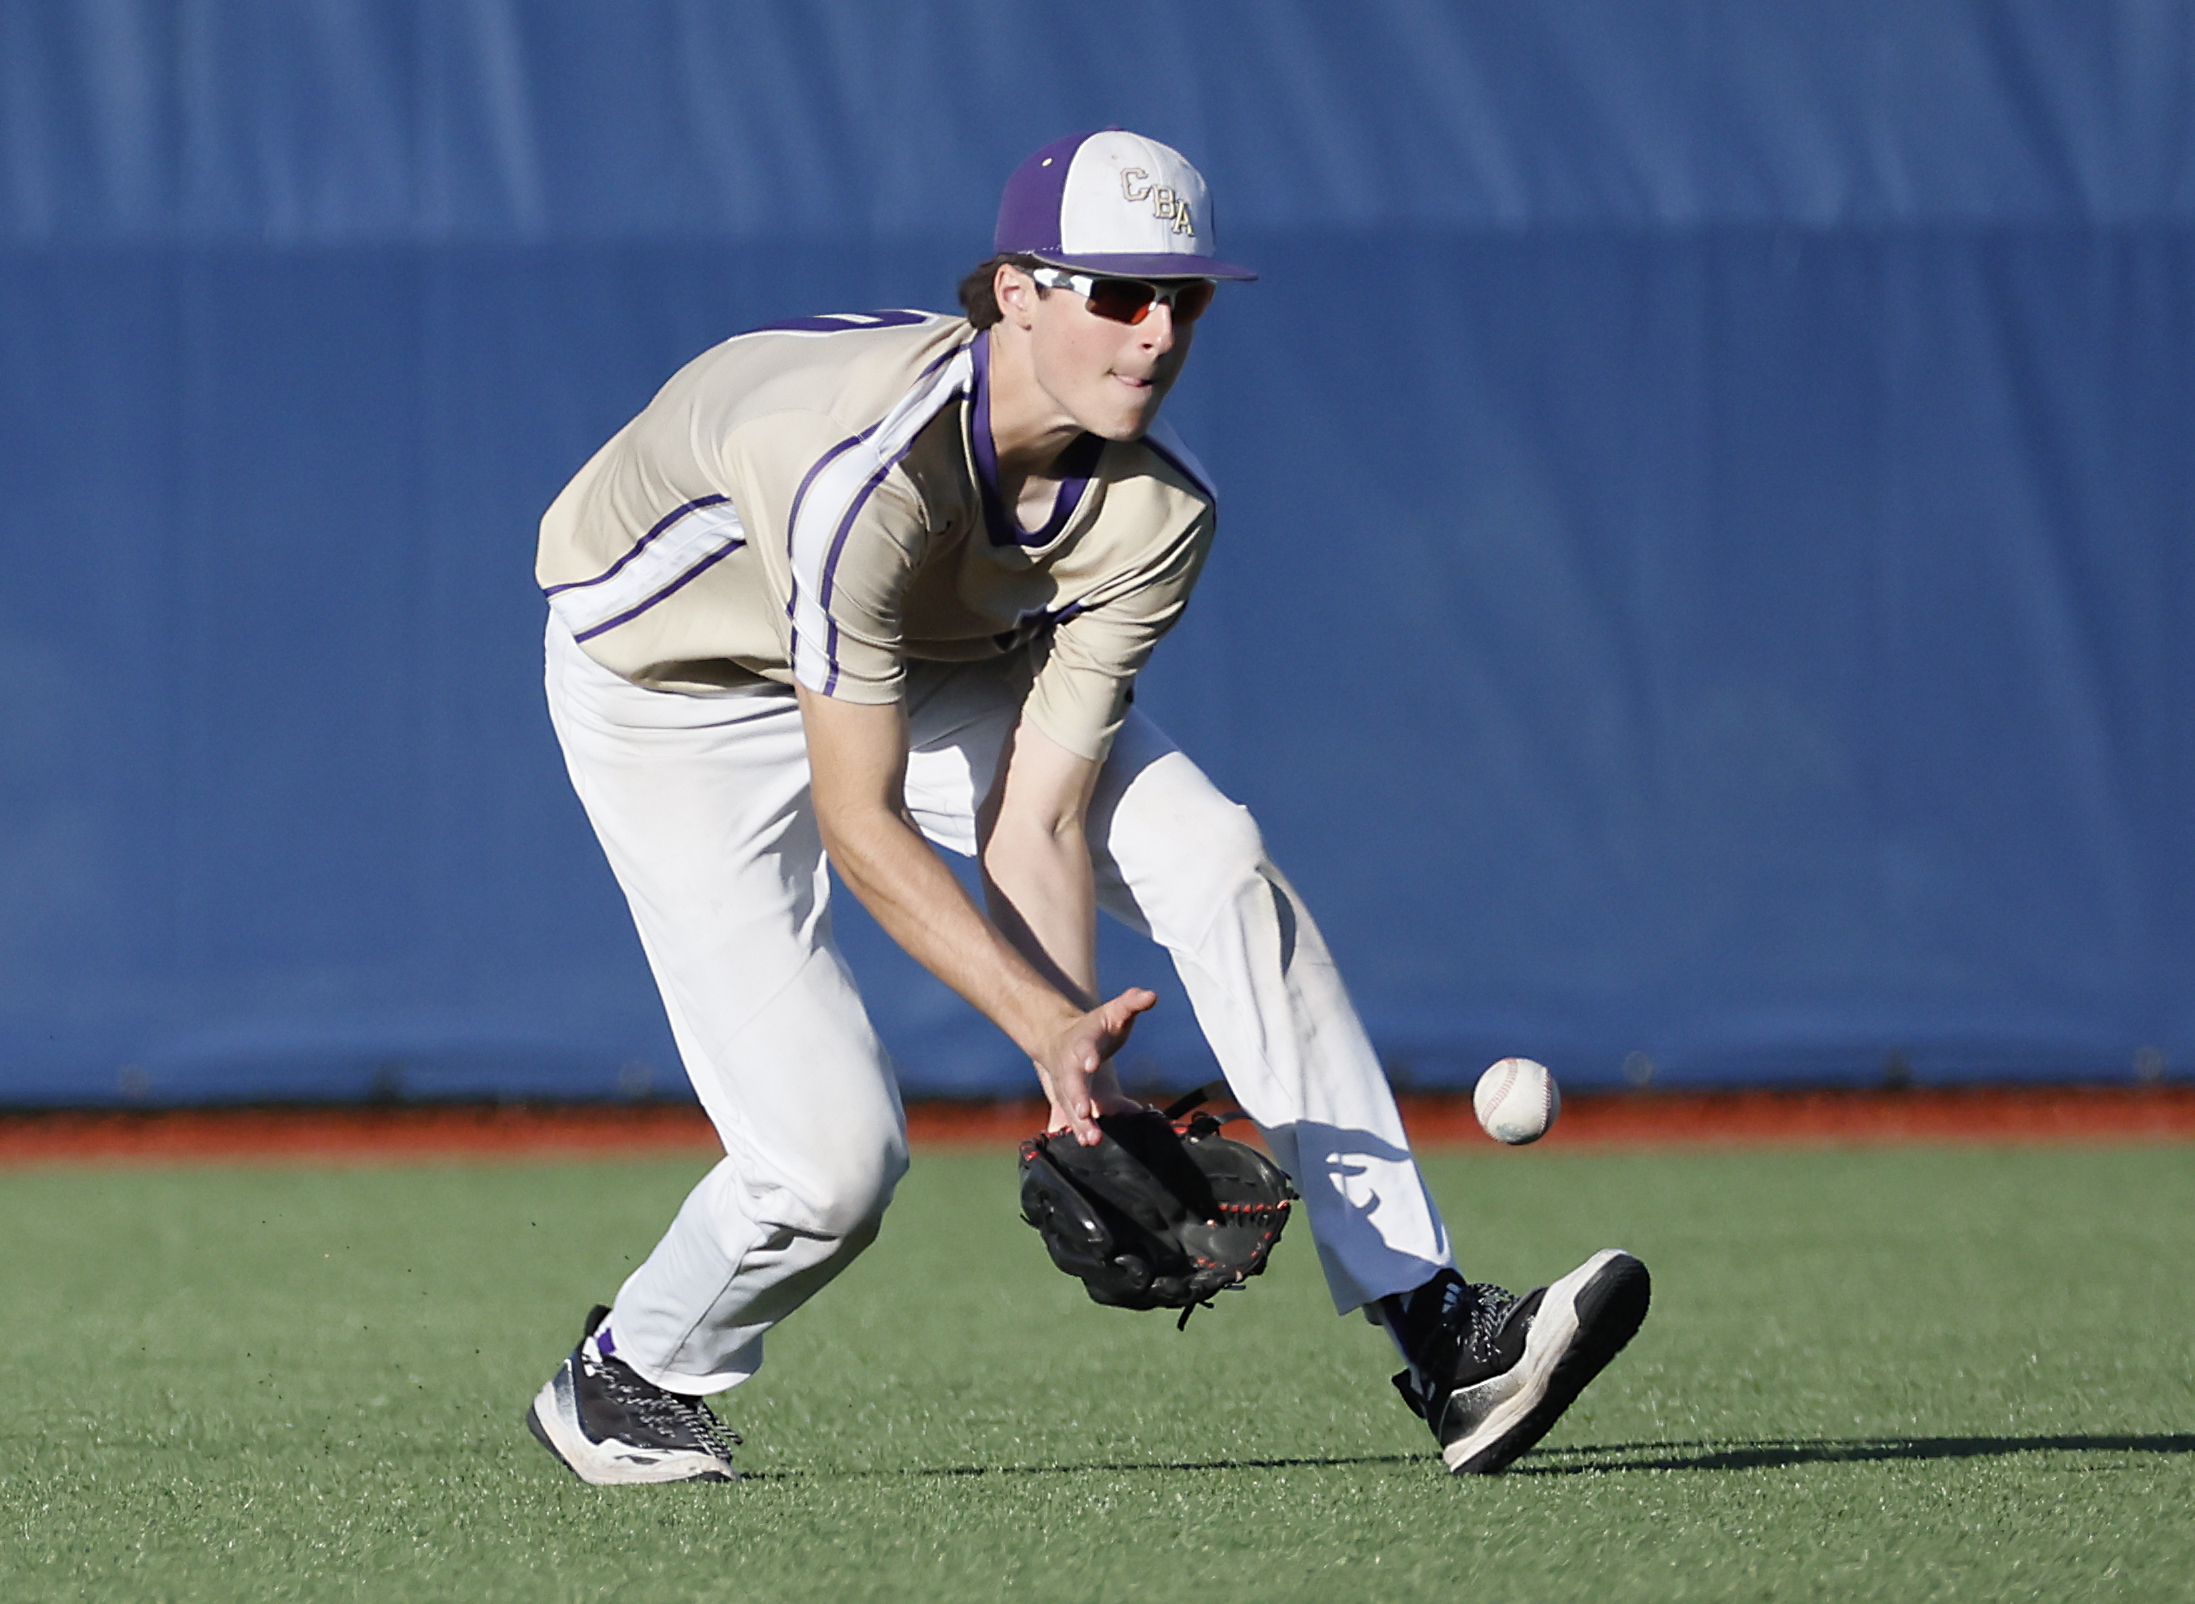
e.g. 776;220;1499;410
904;1453;1421;1478
743;1453;1423;1481
1515;1433;2195;1474
754;1437;2194;1481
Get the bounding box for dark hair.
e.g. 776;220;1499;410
957;253;1050;328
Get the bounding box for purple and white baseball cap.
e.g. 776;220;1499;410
994;129;1257;282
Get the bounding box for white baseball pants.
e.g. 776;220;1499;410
546;619;1452;1394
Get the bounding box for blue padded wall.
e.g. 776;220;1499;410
3;3;2192;1101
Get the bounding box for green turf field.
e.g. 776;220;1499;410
4;1143;2191;1603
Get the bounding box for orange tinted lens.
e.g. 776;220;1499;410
1084;278;1160;324
1169;280;1216;322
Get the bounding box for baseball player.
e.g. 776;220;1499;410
525;129;1649;1483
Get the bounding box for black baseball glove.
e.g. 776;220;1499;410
1018;1087;1297;1326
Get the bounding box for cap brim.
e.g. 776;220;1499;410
1032;250;1258;283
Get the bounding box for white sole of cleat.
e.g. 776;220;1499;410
524;1364;737;1486
1441;1248;1650;1475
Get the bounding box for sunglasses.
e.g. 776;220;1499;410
1030;266;1217;326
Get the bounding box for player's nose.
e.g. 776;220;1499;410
1133;301;1177;355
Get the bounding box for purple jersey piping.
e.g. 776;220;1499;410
542;493;731;597
783;432;872;688
812;399;965;694
784;336;977;694
749;309;933;335
570;539;746;643
969;330;1099;549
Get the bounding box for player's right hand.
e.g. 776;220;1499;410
1035;987;1156;1146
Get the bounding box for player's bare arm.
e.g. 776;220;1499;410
976;714;1154;1130
796;686;1153;1144
976;715;1099;1007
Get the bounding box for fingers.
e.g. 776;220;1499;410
1043;1099;1101;1143
1096;987;1157;1051
1039;1053;1103;1145
1062;1077;1103;1145
1042;989;1160;1146
1060;1044;1112;1145
1108;986;1158;1020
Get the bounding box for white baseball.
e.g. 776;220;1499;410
1473;1057;1560;1145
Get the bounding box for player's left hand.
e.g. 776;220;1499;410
1018;1092;1299;1320
1044;1060;1146;1141
1033;987;1155;1144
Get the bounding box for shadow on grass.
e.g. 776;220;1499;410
912;1453;1424;1477
745;1454;1424;1481
1516;1434;2195;1475
743;1435;2195;1482
753;1435;2195;1482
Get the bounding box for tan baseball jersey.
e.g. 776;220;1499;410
537;310;1216;761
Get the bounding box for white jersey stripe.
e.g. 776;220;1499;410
786;346;974;693
545;498;748;642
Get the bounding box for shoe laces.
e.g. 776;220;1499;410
583;1343;743;1459
1390;1271;1523;1415
1445;1280;1520;1367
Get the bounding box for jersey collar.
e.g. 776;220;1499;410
970;329;1103;550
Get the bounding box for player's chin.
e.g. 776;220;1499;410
1085;389;1164;441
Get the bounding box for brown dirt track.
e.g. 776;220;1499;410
1;1085;2191;1165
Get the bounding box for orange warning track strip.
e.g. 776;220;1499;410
1;1086;2191;1167
1427;1085;2195;1148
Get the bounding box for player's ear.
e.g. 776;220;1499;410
994;263;1039;330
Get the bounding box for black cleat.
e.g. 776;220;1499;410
524;1305;741;1484
1391;1249;1650;1475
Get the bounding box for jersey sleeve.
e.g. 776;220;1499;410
721;408;933;703
1022;507;1214;761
